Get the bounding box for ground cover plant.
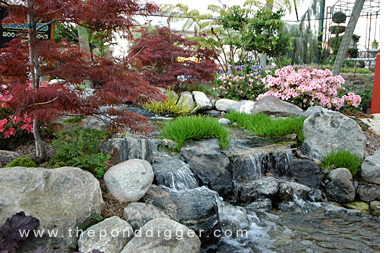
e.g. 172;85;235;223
321;150;362;176
143;89;197;116
161;115;230;151
224;111;305;143
5;156;37;168
50;127;110;178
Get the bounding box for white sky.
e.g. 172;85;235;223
113;0;381;56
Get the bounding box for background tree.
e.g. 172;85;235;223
163;1;290;72
130;26;218;88
0;0;160;160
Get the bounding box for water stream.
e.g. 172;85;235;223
146;115;380;252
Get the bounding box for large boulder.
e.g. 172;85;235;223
102;137;153;164
278;180;311;201
192;91;212;110
215;98;239;111
78;216;133;253
300;106;325;118
121;218;201;253
152;155;199;190
180;139;233;196
143;185;219;237
229;100;255;114
104;159;154;202
252;96;303;117
302;108;366;161
289;159;323;188
0;167;104;251
361;150;380;184
177;91;196;110
123;202;170;231
325;168;356;203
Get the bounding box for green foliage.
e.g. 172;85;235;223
348;47;359;58
161;115;230;151
76;215;103;231
224;111;305;143
143;89;197;116
321;150;362;176
63;115;86;124
340;82;373;111
173;82;217;97
51;128;110;178
332;11;347;24
329;25;346;35
5;156;37;168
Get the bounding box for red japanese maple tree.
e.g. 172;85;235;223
130;26;218;88
0;0;161;160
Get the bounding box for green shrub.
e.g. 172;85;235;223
224;111;305;143
161;115;230;151
5;156;37;167
143;89;197;116
321;150;362;176
50;127;110;178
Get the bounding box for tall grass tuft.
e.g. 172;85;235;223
161;115;230;151
224;111;305;143
321;150;363;176
143;88;197;116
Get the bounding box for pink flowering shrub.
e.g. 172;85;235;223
0;83;38;149
258;66;361;110
215;65;267;100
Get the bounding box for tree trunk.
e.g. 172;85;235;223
27;0;47;160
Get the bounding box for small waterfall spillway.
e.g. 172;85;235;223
145;117;379;252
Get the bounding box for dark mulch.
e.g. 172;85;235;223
365;129;380;156
99;179;127;220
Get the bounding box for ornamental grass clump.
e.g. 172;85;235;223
259;66;361;110
321;150;362;176
161;115;230;151
224;111;305;143
143;89;197;116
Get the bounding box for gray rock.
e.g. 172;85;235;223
252;96;303;117
78;216;132;253
278;180;311;201
157;87;177;98
324;203;361;216
229;100;255;114
82;116;107;131
123;203;170;231
308;189;324;202
192;91;212;110
104;159;154;202
289;159;322;188
246;197;272;212
102;137;153;164
302;108;366;161
160;139;177;151
143;185;219;237
370;201;380;216
357;185;379;202
202;109;222;116
0;167;104;251
325;168;356;203
177;91;196;110
180;139;233;196
235;177;279;203
300;106;325;118
152;155;199;190
218;118;231;126
0;150;20;160
121;218;201;253
215;98;239;111
361;150;380;184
